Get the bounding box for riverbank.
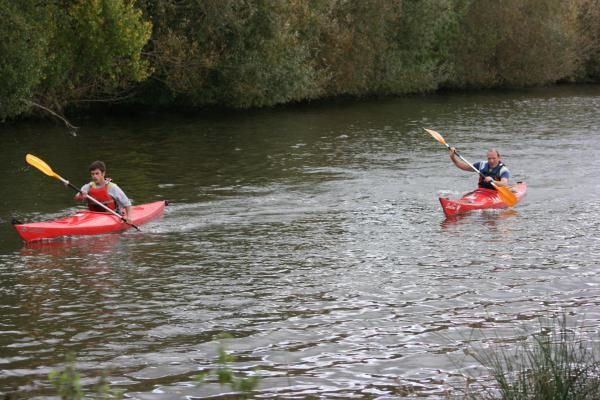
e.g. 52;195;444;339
2;1;599;121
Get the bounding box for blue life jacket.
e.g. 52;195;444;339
478;161;508;190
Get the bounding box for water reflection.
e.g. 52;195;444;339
20;232;122;257
2;86;600;398
440;209;520;229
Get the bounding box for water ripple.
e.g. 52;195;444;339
2;87;600;397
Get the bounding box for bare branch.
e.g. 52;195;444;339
22;99;79;131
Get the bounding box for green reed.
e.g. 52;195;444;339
194;334;260;397
47;353;123;400
468;315;600;400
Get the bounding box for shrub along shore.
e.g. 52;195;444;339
2;0;600;121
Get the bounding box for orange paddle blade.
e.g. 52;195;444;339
424;128;447;146
495;184;518;207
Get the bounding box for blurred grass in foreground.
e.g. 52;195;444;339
466;314;600;400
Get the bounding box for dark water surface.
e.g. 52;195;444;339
1;86;599;398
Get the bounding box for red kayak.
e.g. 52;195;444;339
439;182;527;217
13;200;166;242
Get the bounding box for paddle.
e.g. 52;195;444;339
25;154;141;230
423;128;518;207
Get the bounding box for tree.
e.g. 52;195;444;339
141;0;318;108
573;0;600;80
449;0;577;88
0;1;48;119
35;0;152;112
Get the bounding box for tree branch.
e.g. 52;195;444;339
22;99;79;131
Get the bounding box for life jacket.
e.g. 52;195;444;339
87;179;117;212
478;161;507;190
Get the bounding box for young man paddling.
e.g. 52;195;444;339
449;147;510;190
74;161;133;223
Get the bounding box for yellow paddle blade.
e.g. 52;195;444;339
26;154;59;179
424;128;447;145
495;184;518;207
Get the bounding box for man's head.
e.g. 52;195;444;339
487;149;501;168
89;160;106;185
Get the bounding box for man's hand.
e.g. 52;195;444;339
121;209;132;224
449;147;458;159
75;191;87;201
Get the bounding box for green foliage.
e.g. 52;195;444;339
0;0;153;116
2;0;600;119
140;0;466;105
48;354;84;400
449;0;577;88
0;0;48;119
94;374;125;400
42;0;152;105
195;336;261;397
141;0;318;108
48;354;124;400
69;0;151;83
372;0;459;94
204;1;318;108
468;315;600;400
573;0;600;81
299;0;398;96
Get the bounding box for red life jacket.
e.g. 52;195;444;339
87;180;117;212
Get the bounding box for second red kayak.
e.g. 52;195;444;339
13;200;167;242
439;182;527;217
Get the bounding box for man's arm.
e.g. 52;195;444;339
122;205;133;223
483;176;509;187
108;184;133;223
484;168;510;187
449;147;474;172
485;167;510;187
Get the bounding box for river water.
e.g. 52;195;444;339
1;85;599;398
